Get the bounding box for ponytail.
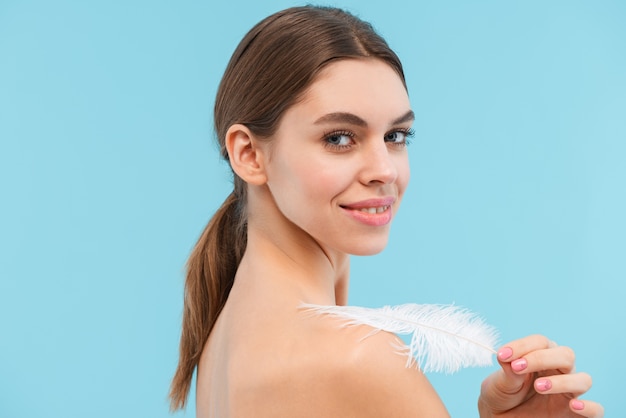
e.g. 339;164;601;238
169;189;247;410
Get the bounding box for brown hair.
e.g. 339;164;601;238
169;5;406;410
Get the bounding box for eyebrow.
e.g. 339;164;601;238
313;110;415;127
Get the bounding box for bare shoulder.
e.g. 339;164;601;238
323;319;450;417
234;314;450;417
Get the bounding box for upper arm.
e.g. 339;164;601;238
331;328;451;418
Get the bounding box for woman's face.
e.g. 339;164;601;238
263;58;412;256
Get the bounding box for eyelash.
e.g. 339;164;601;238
323;130;355;150
323;128;415;151
389;127;415;146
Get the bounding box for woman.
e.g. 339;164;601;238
170;6;603;417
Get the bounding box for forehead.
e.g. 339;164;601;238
287;58;411;125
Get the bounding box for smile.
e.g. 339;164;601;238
340;198;395;227
358;205;390;214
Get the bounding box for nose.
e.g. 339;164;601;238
359;140;399;185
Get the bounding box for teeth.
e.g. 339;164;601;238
359;205;389;214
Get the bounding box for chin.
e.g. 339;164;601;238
346;240;389;256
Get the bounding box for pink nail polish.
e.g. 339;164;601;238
571;400;585;411
511;358;527;372
498;347;513;360
535;379;552;392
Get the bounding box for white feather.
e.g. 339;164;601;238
301;303;499;373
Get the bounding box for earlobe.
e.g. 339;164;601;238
225;124;268;185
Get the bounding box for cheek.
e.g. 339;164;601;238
396;154;411;197
291;159;350;204
269;155;348;214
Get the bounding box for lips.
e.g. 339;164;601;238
340;197;396;226
341;197;396;210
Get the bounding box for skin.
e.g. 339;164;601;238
195;59;603;417
479;335;604;417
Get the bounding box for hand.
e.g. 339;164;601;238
478;334;604;418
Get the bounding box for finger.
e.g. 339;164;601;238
510;345;576;375
569;399;605;418
497;334;553;363
483;369;523;393
533;372;593;396
494;347;534;393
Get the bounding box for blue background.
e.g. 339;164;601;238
1;0;623;417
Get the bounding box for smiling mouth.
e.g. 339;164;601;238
355;205;390;214
340;203;393;226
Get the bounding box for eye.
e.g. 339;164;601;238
384;128;415;146
323;131;355;150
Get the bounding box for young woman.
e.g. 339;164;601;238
170;6;604;417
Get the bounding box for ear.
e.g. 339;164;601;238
225;124;268;185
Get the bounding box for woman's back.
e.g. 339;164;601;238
196;265;450;418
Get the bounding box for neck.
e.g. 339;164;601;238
238;224;349;305
232;196;350;305
232;184;352;306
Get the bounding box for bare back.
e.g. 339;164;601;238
196;273;450;418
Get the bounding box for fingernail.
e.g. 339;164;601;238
497;347;513;360
535;378;552;392
571;400;584;411
511;358;527;372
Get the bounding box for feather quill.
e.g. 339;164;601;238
301;303;498;373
